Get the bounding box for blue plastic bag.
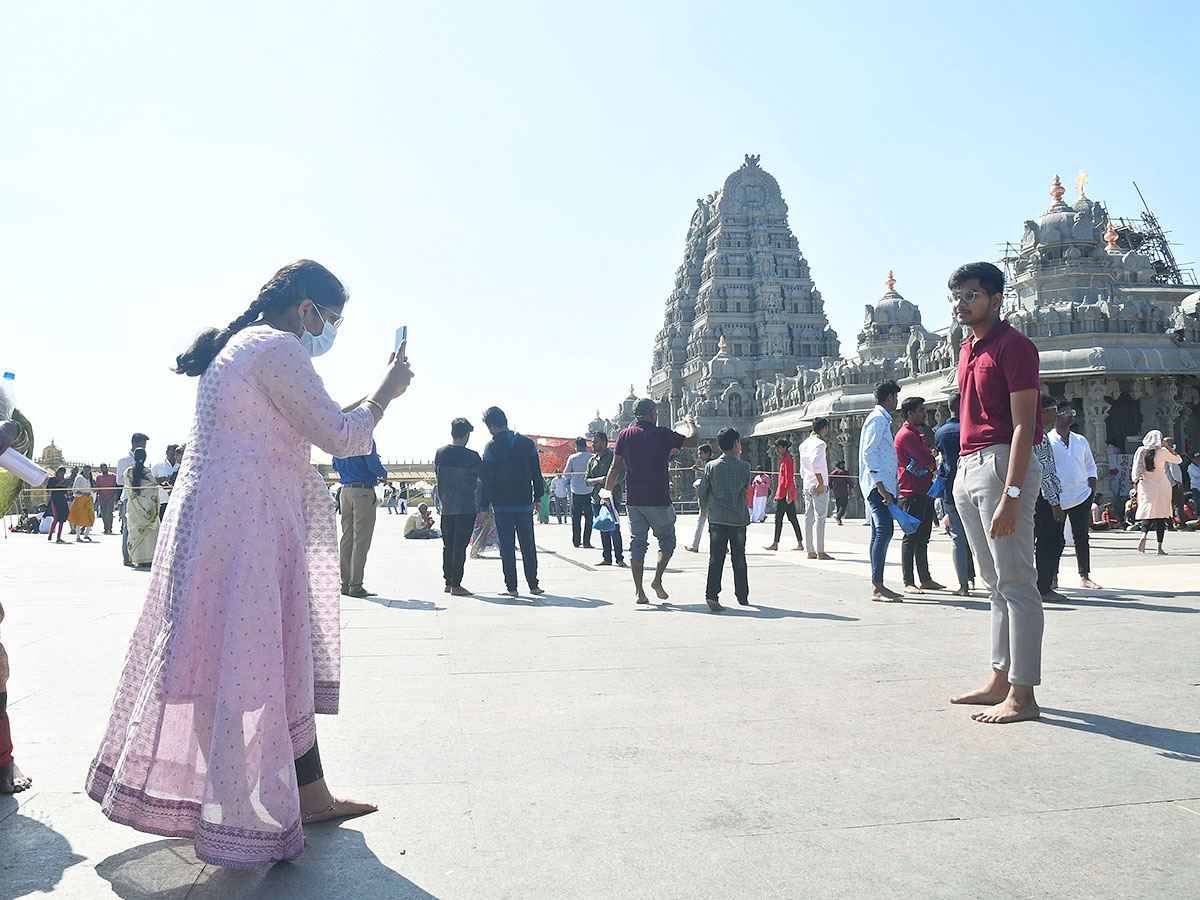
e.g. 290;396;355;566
927;473;945;500
594;501;617;533
889;503;921;535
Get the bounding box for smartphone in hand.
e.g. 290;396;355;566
394;326;408;361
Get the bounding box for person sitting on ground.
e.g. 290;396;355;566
1089;493;1110;530
1124;489;1139;529
404;502;439;539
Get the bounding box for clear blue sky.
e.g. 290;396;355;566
5;1;1197;464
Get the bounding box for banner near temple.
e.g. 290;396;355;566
529;435;575;475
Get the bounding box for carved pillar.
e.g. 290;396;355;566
1155;380;1183;441
1084;379;1114;490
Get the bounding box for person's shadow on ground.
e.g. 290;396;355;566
474;593;611;609
641;602;858;621
1040;708;1200;762
364;597;444;611
0;801;87;900
96;828;438;899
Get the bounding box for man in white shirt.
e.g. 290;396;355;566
550;474;571;524
116;432;148;567
1047;406;1101;590
858;380;902;602
151;444;180;522
798;417;834;560
562;438;595;548
1187;450;1200;509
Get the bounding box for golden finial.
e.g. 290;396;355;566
885;270;896;293
629;384;635;395
1075;169;1089;199
1050;173;1065;205
719;335;728;354
1104;219;1119;251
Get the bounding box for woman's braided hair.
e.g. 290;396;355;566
173;259;348;377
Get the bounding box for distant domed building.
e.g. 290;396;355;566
592;164;1200;510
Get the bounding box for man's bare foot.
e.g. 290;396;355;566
635;593;650;605
763;543;778;551
793;544;804;551
817;553;835;560
920;580;945;591
870;589;902;602
971;692;1040;724
876;584;902;599
954;586;971;597
449;586;472;596
501;589;519;598
302;798;378;823
969;580;976;591
0;762;32;794
650;581;669;600
903;584;923;595
684;546;698;553
807;552;818;559
950;685;1010;705
1079;577;1103;589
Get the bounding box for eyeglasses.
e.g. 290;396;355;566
948;289;993;305
312;302;344;328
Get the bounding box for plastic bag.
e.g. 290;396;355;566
594;500;617;533
889;503;921;535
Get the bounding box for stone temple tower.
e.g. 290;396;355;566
648;155;839;425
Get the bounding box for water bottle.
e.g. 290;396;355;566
0;372;14;419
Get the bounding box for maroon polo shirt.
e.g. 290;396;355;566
957;320;1043;455
895;422;936;497
614;420;686;507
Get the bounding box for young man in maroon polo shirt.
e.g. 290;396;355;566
947;261;1045;725
895;396;944;594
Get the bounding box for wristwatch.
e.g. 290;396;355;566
1004;485;1022;499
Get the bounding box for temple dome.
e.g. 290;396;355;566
867;271;922;328
708;335;746;379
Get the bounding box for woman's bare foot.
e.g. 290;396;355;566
0;762;32;794
971;687;1040;724
299;778;377;824
1137;538;1146;553
1157;547;1167;556
650;580;669;600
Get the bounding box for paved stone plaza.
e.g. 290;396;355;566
1;514;1198;899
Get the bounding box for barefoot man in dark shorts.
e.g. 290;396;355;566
947;262;1045;725
605;398;698;605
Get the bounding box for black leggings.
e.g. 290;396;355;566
773;498;802;545
295;738;324;787
1141;518;1167;544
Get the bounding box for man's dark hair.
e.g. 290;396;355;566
574;437;588;451
836;460;846;468
166;443;180;457
482;406;507;429
775;438;791;449
592;431;608;442
1041;394;1058;410
450;417;473;439
900;396;925;419
697;443;713;457
812;417;829;433
131;432;148;445
874;380;900;405
717;427;740;452
948;393;961;416
1094;493;1104;501
947;261;1005;297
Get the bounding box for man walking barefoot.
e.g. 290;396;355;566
685;443;714;553
799;418;834;560
946;262;1044;725
605;398;698;605
698;428;752;611
763;438;803;552
895;397;944;594
859;381;903;602
480;406;545;598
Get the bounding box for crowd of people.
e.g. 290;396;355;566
0;256;1195;870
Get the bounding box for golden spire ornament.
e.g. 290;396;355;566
1104;219;1119;251
1075;169;1089;199
1050;173;1066;205
885;270;896;293
719;335;728;355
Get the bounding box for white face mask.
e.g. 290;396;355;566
300;304;339;357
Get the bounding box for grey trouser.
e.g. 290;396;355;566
953;445;1043;686
120;501;130;565
339;486;378;590
803;488;828;554
691;513;708;551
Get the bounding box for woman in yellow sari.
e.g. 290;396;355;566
67;465;97;541
123;449;159;567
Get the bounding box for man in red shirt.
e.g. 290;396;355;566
763;438;803;551
947;261;1044;725
894;397;944;594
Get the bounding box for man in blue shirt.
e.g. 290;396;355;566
858;380;901;602
935;393;973;596
333;440;388;598
479;406;545;598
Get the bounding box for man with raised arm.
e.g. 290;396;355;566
605;398;698;605
947;261;1045;724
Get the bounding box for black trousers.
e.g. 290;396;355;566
706;523;748;603
899;494;935;586
1033;495;1064;595
834;495;849;521
571;493;593;546
773;497;802;545
1060;496;1093;577
295;738;323;787
441;513;475;587
1142;518;1167;543
1171;484;1186;528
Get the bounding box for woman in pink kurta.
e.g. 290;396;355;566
1132;429;1182;556
87;260;412;868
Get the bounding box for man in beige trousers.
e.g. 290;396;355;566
333;440;389;597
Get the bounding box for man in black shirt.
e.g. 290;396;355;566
479;406;545;598
434;417;483;596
